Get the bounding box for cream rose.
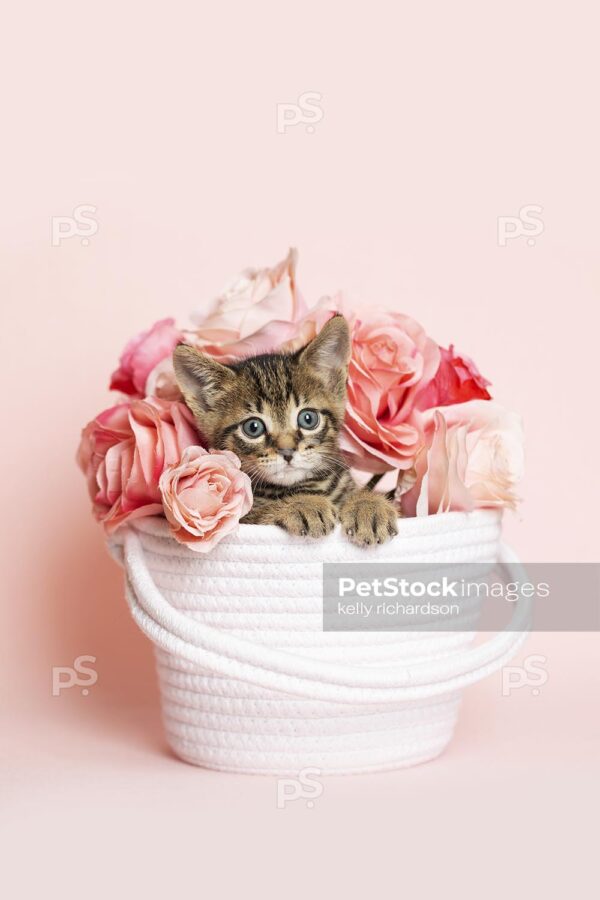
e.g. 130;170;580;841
190;247;307;361
399;400;524;516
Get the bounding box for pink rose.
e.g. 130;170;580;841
399;400;524;516
339;312;440;472
77;397;199;533
416;345;492;410
110;318;182;398
190;248;308;361
159;446;253;552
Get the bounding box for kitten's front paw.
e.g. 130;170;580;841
276;495;337;538
340;492;399;547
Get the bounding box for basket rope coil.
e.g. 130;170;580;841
109;509;530;774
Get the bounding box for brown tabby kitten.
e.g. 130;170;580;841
172;315;398;545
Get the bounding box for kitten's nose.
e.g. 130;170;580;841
278;448;295;463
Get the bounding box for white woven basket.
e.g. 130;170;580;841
109;509;529;775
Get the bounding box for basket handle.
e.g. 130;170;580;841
115;528;531;705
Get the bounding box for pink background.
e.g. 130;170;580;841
1;1;598;897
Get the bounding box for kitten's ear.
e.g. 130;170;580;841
297;315;351;390
172;344;235;413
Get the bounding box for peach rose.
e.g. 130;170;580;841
415;344;492;410
399;400;524;516
159;446;253;551
110;318;182;398
190;247;308;361
77;397;199;533
339;312;440;472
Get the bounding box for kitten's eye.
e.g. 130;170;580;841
298;409;320;430
242;417;266;439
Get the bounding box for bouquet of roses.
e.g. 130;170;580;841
78;249;523;552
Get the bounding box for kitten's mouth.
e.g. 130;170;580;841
262;465;311;486
252;458;314;486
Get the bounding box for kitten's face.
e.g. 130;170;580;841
173;316;351;487
198;358;343;487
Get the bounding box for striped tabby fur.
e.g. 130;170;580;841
172;316;398;545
